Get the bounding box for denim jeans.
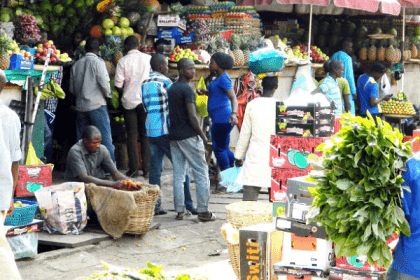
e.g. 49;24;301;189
75;106;115;162
211;122;235;171
170;136;210;213
148;135;193;210
387;266;420;280
123;104;150;173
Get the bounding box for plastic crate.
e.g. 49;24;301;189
248;57;286;74
9;54;34;71
5;199;38;226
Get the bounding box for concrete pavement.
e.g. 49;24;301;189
16;169;270;280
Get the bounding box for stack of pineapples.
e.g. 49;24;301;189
359;38;418;63
98;37;124;77
0;34;12;70
207;34;264;67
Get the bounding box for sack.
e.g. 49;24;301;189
220;167;243;193
35;182;87;235
196;76;208;118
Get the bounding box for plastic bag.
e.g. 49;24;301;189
25;142;44;166
220;167;243;193
7;232;38;259
195;76;208;118
249;47;287;62
35;182;87;235
289;65;317;99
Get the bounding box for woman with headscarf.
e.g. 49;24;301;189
204;52;238;171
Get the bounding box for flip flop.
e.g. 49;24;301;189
198;212;216;222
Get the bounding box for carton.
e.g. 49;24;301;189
16;165;53;197
329;267;386;280
239;223;284;280
274;265;329;280
270;169;308;202
156;15;186;30
285;176;317;221
276;119;334;137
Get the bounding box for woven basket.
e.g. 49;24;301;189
223;201;273;279
124;184;161;235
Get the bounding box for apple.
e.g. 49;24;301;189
43;42;50;49
56;50;61;55
35;53;40;58
37;44;42;48
37;48;43;53
47;40;54;46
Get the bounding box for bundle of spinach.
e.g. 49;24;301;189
308;113;412;269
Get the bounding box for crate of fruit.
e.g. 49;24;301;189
5;199;38;226
9;54;34;71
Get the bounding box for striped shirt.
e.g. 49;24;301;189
141;72;173;138
319;74;343;115
70;53;112;112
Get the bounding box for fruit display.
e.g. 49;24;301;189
34;40;72;64
292;44;329;62
0;34;13;70
119;179;142;191
14;14;40;41
34;80;66;100
381;91;416;115
168;46;205;63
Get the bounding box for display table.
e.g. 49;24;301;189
383;113;415;132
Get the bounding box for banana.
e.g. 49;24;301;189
52;81;66;99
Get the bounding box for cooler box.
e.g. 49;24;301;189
16;165;53;197
239;223;283;280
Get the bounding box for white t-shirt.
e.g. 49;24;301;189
0;101;22;211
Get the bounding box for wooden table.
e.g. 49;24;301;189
383;113;415;132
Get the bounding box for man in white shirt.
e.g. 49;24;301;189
0;69;23;280
115;36;151;178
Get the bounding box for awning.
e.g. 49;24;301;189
275;0;329;5
334;0;401;15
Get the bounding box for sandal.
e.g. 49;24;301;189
198;212;216;222
176;212;184;220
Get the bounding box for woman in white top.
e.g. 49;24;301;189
234;76;278;201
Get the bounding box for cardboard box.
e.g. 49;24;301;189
276;102;334;121
269;135;328;170
285;176;317;221
239;223;284;280
335;233;399;272
157;28;183;39
276;119;334;137
16;165;53;197
274;265;328;279
156;15;186;30
274;231;334;270
328;267;386;280
271;169;309;202
275;217;327;239
273;202;286;218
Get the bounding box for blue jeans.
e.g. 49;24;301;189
170;136;210;213
76;106;115;162
148;135;193;210
387;266;420;280
211;122;235;171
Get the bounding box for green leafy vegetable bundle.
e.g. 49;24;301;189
308;114;412;269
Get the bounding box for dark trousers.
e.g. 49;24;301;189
123;104;150;173
211;122;235;171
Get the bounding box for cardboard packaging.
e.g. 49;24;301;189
276;119;334;137
274;265;329;280
269;135;328;171
329;267;386;280
273;202;286;218
16;165;53;197
271;169;309;202
274;231;334;270
275;217;327;239
239;223;284;280
156;15;186;30
285;176;317;221
276;102;334;121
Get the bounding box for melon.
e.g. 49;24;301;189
346;21;356;36
332;22;342;35
390;28;398;36
319;21;330;35
317;35;327;48
356;26;368;39
330;35;339;48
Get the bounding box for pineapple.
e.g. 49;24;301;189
106;36;124;65
396;49;402;63
99;45;116;77
240;37;251;65
359;41;368;61
386;45;396;62
377;40;386;61
368;41;377;61
208;34;229;54
230;34;244;67
412;43;418;59
404;41;411;61
0;34;12;70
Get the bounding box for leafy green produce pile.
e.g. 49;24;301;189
78;261;208;280
308;113;412;269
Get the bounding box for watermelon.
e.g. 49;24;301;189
319;21;330;35
356;26;368;39
332;22;342;35
66;8;76;18
390;28;398;36
128;12;141;26
330;35;339;48
54;4;64;15
317;35;327;48
0;13;10;22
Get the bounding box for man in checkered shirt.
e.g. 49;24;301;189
141;54;197;216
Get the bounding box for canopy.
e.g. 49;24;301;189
334;0;401;15
275;0;328;4
398;0;420;8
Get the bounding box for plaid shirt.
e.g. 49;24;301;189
141;72;173;138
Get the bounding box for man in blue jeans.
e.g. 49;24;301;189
70;38;115;161
142;54;197;216
168;58;215;221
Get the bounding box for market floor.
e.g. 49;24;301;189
16;169;269;280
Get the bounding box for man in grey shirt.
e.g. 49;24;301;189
70;38;115;162
65;126;127;188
